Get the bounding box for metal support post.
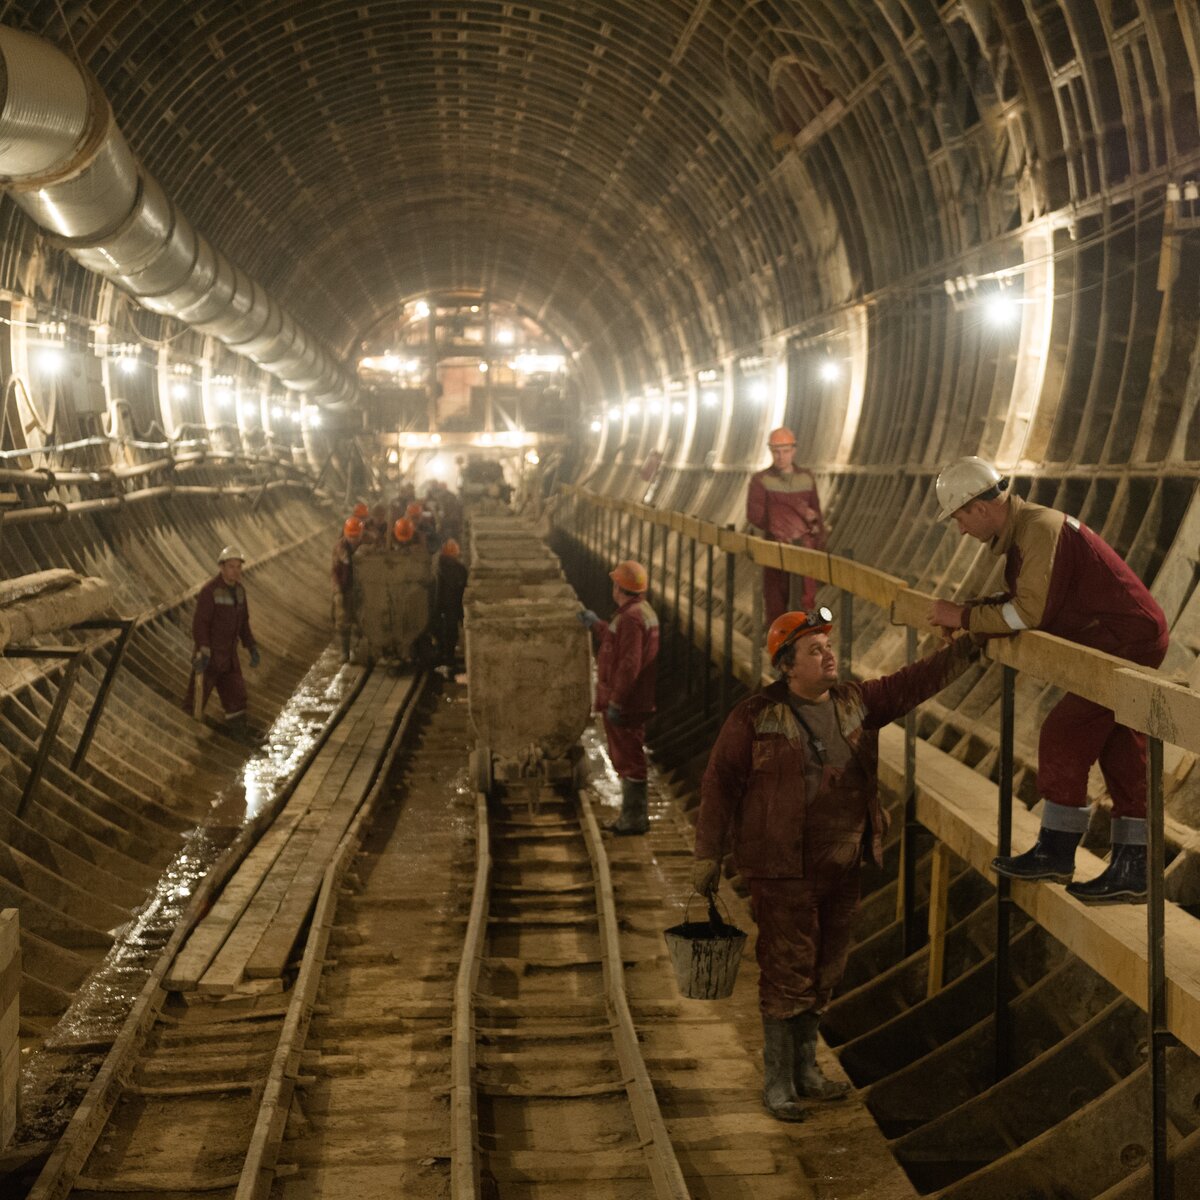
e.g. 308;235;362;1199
646;522;657;606
720;527;736;716
750;564;764;682
636;516;644;565
685;537;696;696
702;542;715;716
1148;735;1173;1200
901;625;920;956
70;619;136;773
672;528;684;671
17;651;84;818
995;664;1016;1083
839;549;854;679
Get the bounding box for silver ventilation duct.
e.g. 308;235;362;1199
0;25;358;410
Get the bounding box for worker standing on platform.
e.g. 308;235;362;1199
433;538;469;667
928;458;1170;904
693;610;979;1121
332;517;364;662
185;546;260;738
579;560;660;835
747;428;828;624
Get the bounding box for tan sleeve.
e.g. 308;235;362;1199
965;512;1061;635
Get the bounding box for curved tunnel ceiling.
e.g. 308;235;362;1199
2;1;1198;445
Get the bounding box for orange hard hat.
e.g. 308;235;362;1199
406;502;423;518
767;427;797;448
393;518;415;543
609;560;648;593
767;607;834;665
441;538;461;557
343;517;364;539
352;502;369;519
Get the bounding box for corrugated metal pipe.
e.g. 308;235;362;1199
0;25;358;410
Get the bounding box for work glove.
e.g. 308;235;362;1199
605;702;624;726
193;648;210;673
577;608;599;628
249;646;261;669
692;858;721;896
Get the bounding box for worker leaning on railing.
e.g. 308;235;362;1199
928;457;1170;906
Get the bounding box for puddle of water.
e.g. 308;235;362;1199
15;648;359;1143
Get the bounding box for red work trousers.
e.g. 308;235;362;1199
762;567;817;626
184;660;247;719
602;714;648;782
1037;635;1167;820
748;857;861;1019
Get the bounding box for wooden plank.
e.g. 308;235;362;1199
778;543;831;583
487;1147;776;1182
878;726;1200;1056
167;678;388;989
716;528;747;554
1115;667;1200;755
0;909;17;1150
925;843;952;998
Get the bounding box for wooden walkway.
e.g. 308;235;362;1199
167;669;417;995
877;726;1200;1058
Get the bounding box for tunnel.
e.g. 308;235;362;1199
0;3;1198;1198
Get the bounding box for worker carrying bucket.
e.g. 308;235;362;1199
692;606;981;1122
664;894;747;1001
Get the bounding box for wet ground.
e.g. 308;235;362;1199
14;648;358;1146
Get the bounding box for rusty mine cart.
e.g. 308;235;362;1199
351;546;434;665
464;517;592;796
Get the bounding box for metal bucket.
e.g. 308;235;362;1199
663;896;747;1001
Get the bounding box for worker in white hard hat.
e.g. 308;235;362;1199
928;458;1169;904
184;546;261;740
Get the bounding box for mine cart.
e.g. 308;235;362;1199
464;595;592;795
352;547;433;664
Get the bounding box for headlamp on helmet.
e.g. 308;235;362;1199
767;606;834;665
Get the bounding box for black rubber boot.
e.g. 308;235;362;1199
1066;843;1147;905
609;779;649;835
792;1011;851;1100
339;630;351;663
761;1017;806;1122
992;827;1082;883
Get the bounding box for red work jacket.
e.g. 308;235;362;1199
746;466;828;548
695;639;976;880
192;576;256;671
594;596;660;718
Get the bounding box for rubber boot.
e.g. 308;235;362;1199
761;1017;806;1122
1066;819;1147;905
224;713;258;747
992;801;1089;883
792;1011;851;1100
609;778;649;835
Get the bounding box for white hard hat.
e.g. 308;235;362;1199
934;458;1007;520
217;545;246;564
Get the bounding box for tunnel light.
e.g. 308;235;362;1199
818;360;842;382
608;406;621;421
749;381;769;403
172;383;189;401
671;400;686;416
511;352;565;374
647;398;663;416
430;432;442;444
37;348;64;373
309;413;322;429
381;353;402;372
413;299;430;320
271;405;284;420
478;362;489;373
495;327;514;345
118;357;138;375
701;390;719;407
697;368;719;383
215;387;233;407
626;400;641;416
387;448;399;464
480;433;494;446
985;292;1020;327
589;419;602;433
525;450;540;466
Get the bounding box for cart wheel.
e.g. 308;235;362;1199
470;747;493;796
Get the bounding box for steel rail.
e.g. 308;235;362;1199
236;671;427;1200
25;664;374;1200
449;789;491;1200
578;792;691;1200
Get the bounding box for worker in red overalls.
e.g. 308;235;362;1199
746;427;828;623
332;517;364;662
928;457;1170;904
579;560;660;835
694;609;979;1121
185;546;260;738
